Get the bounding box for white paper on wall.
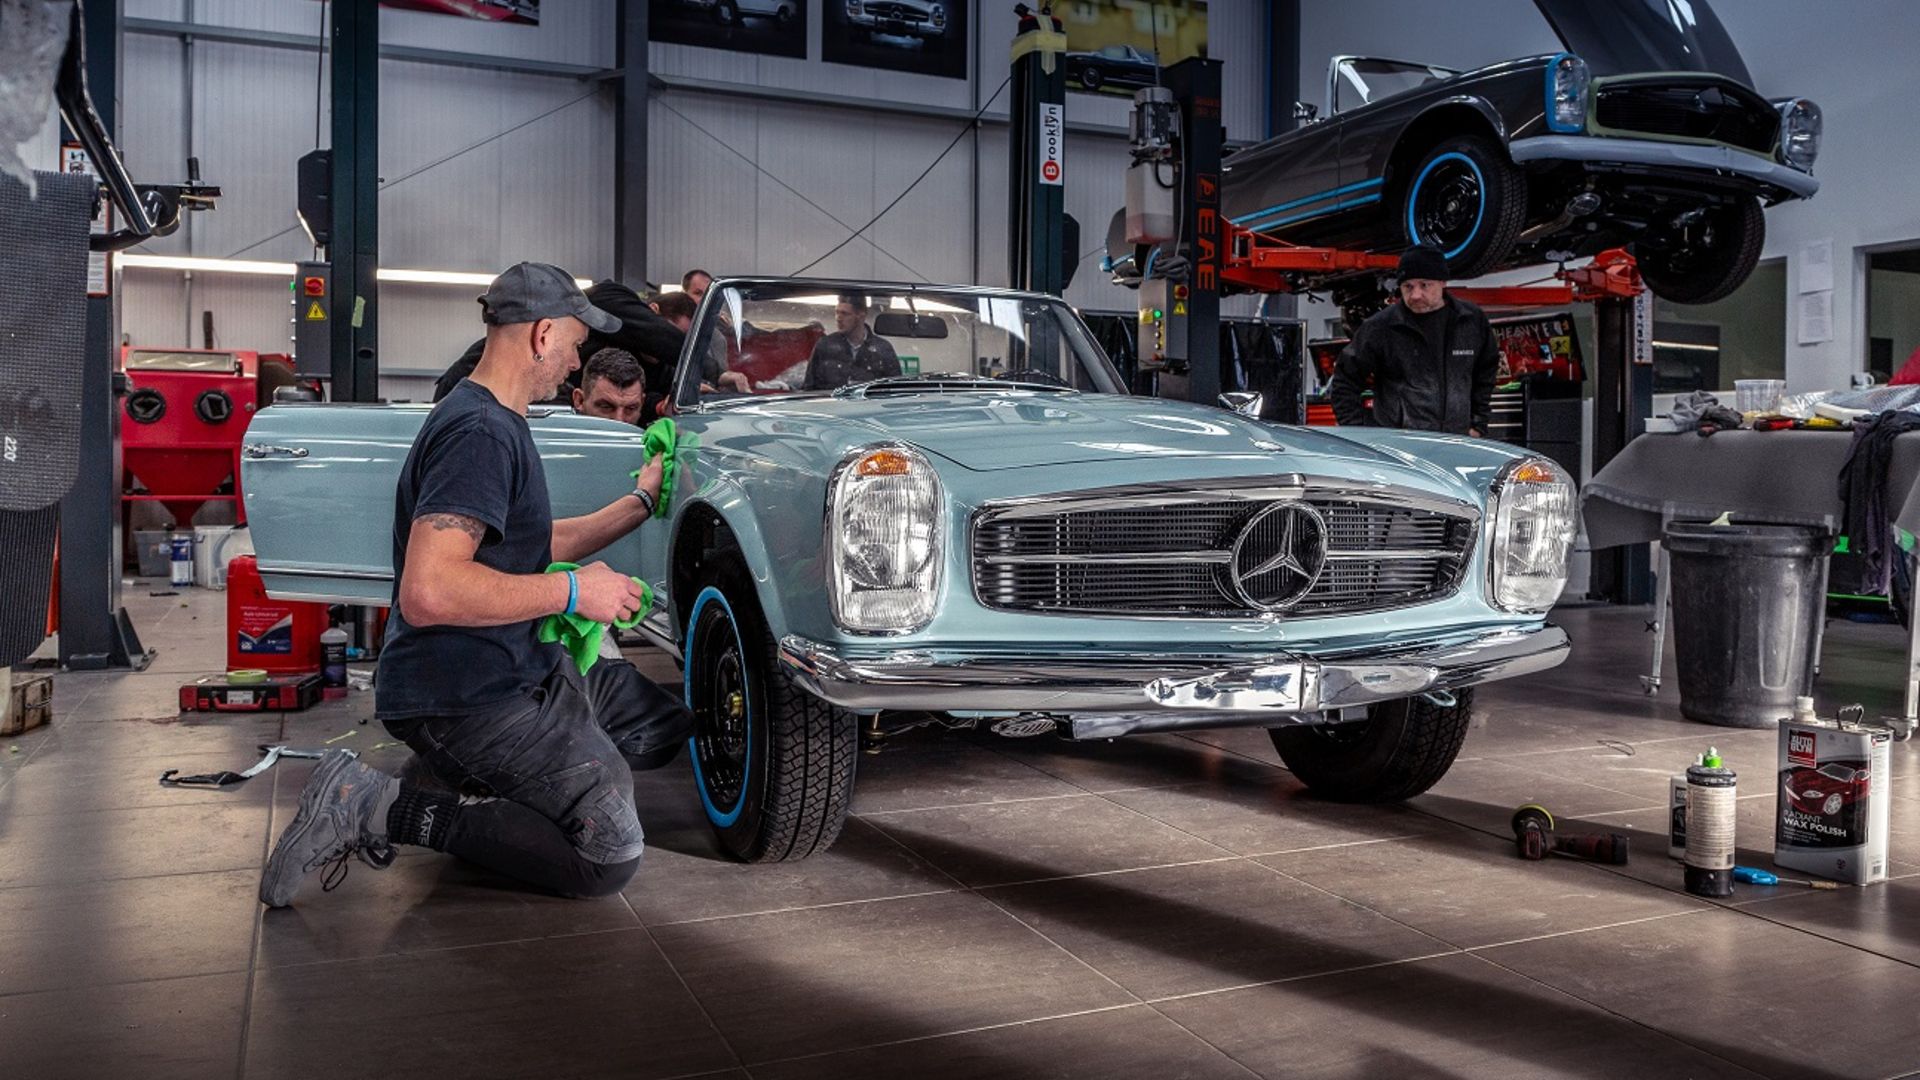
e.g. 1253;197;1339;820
1797;290;1834;345
1800;240;1834;294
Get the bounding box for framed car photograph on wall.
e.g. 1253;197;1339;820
649;0;808;59
336;1;539;25
822;0;969;79
1060;0;1207;96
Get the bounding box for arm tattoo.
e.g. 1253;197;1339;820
421;513;486;542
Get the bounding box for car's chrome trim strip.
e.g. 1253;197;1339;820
1507;134;1819;197
778;624;1569;721
971;476;1481;522
255;563;391;583
978;552;1234;566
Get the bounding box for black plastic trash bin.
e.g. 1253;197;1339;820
1664;521;1830;728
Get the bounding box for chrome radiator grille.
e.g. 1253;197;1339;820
972;485;1476;618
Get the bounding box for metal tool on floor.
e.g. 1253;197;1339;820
159;744;335;788
1733;865;1841;890
1511;804;1631;864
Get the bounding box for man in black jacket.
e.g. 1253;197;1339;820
1328;245;1500;436
432;279;689;407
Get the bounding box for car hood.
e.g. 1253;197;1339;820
1534;0;1755;87
785;391;1383;472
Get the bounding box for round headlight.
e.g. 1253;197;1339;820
1487;456;1576;613
1780;98;1822;170
1547;54;1590;134
828;446;943;632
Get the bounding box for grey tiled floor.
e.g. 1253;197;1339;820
4;586;1920;1078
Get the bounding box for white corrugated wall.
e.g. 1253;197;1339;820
117;0;1274;398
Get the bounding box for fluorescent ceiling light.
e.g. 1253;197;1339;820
119;254;296;275
1651;341;1719;352
888;296;969;314
120;254;590;288
378;268;496;286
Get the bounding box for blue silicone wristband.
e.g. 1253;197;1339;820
564;571;578;616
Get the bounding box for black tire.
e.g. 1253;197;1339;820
1081;67;1103;91
775;4;793;25
1268;690;1474;803
1400;136;1526;280
683;558;857;862
1636;196;1766;306
714;1;738;25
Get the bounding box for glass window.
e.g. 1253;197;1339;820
1332;58;1458;113
676;284;1127;404
1866;248;1920;384
1648;258;1786;391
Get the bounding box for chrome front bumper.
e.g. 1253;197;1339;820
1507;135;1819;199
778;624;1569;723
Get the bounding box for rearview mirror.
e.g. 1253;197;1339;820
872;312;949;339
1219;391;1264;417
1293;101;1320;124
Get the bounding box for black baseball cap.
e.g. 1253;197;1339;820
478;262;620;332
1397;244;1451;283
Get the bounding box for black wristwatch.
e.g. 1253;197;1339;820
630;487;657;516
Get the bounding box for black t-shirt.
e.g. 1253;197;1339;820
376;379;566;727
1409;306;1449;371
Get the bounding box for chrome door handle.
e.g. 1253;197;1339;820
243;443;309;460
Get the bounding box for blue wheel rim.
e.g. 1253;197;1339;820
685;586;752;827
1406;152;1487;262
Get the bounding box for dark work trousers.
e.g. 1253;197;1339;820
392;658;692;898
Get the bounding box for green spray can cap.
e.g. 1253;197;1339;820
1701;747;1723;768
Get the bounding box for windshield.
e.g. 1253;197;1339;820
1534;0;1754;86
674;282;1128;404
1332;58;1459;113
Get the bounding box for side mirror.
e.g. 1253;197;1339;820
1219;391;1264;417
1293;101;1320;124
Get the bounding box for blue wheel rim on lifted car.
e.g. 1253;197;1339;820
686;586;752;828
1406;151;1486;261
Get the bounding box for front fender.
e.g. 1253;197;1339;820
668;476;834;652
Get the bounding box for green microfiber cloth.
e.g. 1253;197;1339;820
537;562;653;675
631;417;679;515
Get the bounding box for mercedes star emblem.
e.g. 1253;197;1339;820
1228;502;1328;611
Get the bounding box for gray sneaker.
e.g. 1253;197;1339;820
259;749;398;908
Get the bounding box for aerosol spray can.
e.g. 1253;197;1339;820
169;532;195;588
1684;747;1737;897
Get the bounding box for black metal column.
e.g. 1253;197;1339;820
59;0;149;671
614;0;648;284
330;0;379;402
1590;296;1652;603
1007;18;1066;295
1266;0;1299;139
1167;56;1223;407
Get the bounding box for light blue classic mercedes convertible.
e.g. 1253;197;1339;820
242;278;1576;862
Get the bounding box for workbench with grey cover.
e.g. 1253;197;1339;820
1583;429;1920;729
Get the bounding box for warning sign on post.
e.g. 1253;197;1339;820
305;300;327;321
61;144;111;297
1038;103;1064;186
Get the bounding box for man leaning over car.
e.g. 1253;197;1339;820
1329;244;1499;437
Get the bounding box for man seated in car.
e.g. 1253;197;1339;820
802;295;901;391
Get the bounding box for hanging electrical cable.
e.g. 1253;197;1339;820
653;95;934;283
790;75;1011;277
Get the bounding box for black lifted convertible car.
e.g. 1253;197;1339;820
1221;0;1820;305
